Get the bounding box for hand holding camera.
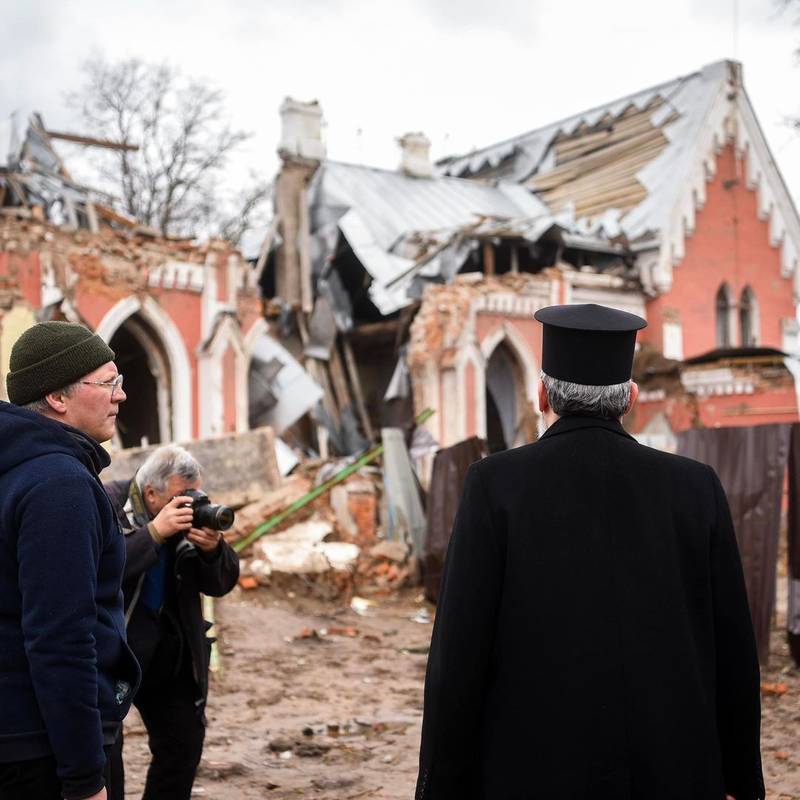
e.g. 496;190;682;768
151;496;195;540
186;526;222;553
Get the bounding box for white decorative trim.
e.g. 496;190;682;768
147;260;205;292
638;388;667;403
243;317;270;356
95;296;193;441
650;72;800;294
662;321;684;361
681;367;755;397
478;319;540;447
122;316;172;444
227;254;240;303
454;340;486;442
473;292;547;318
95;296;140;342
202;254;218;343
198;314;248;437
735;97;800;280
568;285;647;319
480;321;540;405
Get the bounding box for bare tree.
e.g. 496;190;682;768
69;57;264;240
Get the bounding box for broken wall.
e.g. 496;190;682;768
103;425;282;509
0;214;263;442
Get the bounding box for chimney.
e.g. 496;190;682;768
398;132;433;178
278;98;325;162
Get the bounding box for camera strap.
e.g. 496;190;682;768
128;476;151;529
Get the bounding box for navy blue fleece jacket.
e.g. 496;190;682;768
0;402;140;799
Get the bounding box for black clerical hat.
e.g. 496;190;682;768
534;304;647;385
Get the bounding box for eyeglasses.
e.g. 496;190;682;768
81;374;124;400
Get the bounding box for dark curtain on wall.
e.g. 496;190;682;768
786;425;800;665
677;424;791;664
423;437;487;603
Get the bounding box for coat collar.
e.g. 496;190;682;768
538;414;637;443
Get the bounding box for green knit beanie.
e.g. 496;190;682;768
7;321;116;406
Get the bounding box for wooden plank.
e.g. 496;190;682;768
297;312;340;425
483;240;496;276
342;335;375;441
95;203;138;228
349;319;403;340
298;187;313;314
43;129;139;152
555;114;666;165
328;338;353;416
85;198;99;234
532;127;668;190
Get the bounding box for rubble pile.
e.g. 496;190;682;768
230;461;419;599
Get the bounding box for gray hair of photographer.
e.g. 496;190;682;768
135;445;201;496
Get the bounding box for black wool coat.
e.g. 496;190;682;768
105;479;239;705
416;415;764;800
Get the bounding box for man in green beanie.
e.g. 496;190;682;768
0;321;141;800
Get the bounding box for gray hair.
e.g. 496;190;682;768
21;382;79;415
541;371;632;419
135;444;202;494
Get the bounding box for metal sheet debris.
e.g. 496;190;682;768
381;428;427;557
249;333;324;434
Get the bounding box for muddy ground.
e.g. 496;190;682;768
121;587;800;800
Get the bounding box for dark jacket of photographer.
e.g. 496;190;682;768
104;479;239;707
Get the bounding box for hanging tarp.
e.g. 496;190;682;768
381;428;427;557
786;424;800;666
423;436;487;603
677;424;791;664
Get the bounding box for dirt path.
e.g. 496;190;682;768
121;587;800;799
123;588;429;799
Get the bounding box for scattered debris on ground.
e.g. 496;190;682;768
120;586;800;800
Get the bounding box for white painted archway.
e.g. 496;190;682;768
96;296;193;441
477;321;540;446
198;314;249;437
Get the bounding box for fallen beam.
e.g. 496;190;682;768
233;408;435;553
44;129;140;151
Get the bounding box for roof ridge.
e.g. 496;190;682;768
323;158;527;190
437;63;723;171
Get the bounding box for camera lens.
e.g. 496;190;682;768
215;506;235;531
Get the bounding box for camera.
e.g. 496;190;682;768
180;489;235;531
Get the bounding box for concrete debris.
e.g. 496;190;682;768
226;475;311;540
243;518;359;577
106;426;283;509
369;540;409;563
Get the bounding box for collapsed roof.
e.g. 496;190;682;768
438;60;800;287
272;60;800;322
0;112;144;234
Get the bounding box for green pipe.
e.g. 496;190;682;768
233;408;435;554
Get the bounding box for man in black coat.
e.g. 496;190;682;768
416;304;763;800
105;444;239;800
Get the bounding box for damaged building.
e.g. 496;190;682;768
0;113;275;448
3;58;799;465
260;59;800;455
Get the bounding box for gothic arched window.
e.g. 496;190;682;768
716;283;734;348
739;286;759;347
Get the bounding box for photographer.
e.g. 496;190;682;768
105;444;238;800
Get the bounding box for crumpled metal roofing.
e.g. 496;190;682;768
437;62;726;242
0;113;120;228
439;73;688;183
309;160;556;314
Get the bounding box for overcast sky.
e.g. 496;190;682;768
3;0;800;207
